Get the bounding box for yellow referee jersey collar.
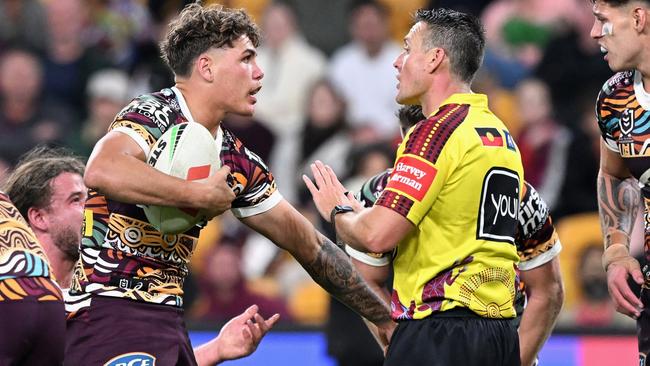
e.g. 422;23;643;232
429;93;488;117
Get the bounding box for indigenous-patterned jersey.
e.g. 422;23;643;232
374;93;524;320
349;174;560;269
596;70;650;268
0;191;62;302
68;87;281;314
347;173;561;318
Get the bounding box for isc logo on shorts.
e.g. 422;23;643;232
104;352;156;366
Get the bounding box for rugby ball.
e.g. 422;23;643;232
143;122;221;234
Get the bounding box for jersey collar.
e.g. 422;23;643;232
633;70;650;111
429;93;488;117
170;86;223;146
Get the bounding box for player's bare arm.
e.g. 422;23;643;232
240;200;394;341
85;130;235;217
518;258;564;366
598;141;644;317
303;161;413;253
194;305;280;365
350;257;393;354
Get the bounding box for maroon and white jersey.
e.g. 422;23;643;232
67;88;281;315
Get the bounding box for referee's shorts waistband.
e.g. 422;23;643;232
399;307;517;320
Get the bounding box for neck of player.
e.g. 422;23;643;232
174;82;224;136
420;78;471;117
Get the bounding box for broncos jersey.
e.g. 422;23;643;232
596;70;650;264
67;87;281;315
0;191;62;302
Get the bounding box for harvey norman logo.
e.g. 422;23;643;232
386;155;437;201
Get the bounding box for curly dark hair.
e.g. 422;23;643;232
160;3;261;77
3;146;85;220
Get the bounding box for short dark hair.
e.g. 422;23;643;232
160;3;261;77
414;8;485;83
3;146;85;220
397;105;425;132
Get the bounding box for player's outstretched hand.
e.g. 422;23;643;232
199;165;236;219
196;305;280;365
302;160;362;222
606;255;644;318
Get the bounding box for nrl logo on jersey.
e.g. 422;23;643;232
617;108;638;157
620;108;634;136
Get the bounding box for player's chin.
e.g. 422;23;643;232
236;104;256;117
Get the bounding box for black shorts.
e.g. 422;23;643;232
65;296;196;366
0;299;65;366
384;308;520;366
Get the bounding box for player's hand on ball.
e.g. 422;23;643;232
199;165;236;219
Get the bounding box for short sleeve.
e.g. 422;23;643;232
516;182;562;270
375;104;468;226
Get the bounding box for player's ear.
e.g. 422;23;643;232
632;6;647;32
424;47;444;74
196;52;214;82
27;207;48;232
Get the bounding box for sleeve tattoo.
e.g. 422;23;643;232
302;232;391;323
597;172;640;250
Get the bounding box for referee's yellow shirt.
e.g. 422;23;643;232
376;93;523;320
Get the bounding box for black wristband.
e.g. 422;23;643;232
330;205;354;224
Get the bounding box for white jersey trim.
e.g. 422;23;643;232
113;126;151;157
345;245;391;267
172;86;196;122
518;240;562;271
172;86;224;156
232;191;283;218
634;70;650;111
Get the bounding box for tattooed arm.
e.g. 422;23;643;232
598;141;644;318
240;200;394;343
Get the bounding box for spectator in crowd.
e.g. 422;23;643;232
255;2;326;138
534;0;612;123
0;48;74;166
329;0;401;139
552;91;601;219
296;79;352;201
42;0;111;121
0;0;48;53
255;2;326;203
558;244;630;328
515;77;570;211
191;239;292;323
68;68;132;158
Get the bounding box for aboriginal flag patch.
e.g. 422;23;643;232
475;127;504;147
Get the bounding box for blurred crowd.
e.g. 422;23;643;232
0;0;636;342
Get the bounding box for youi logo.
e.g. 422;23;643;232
104;352;156;366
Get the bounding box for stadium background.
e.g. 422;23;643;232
0;0;636;365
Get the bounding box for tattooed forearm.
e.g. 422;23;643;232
302;232;391;324
597;171;640;249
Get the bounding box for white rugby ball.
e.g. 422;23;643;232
143;122;221;234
